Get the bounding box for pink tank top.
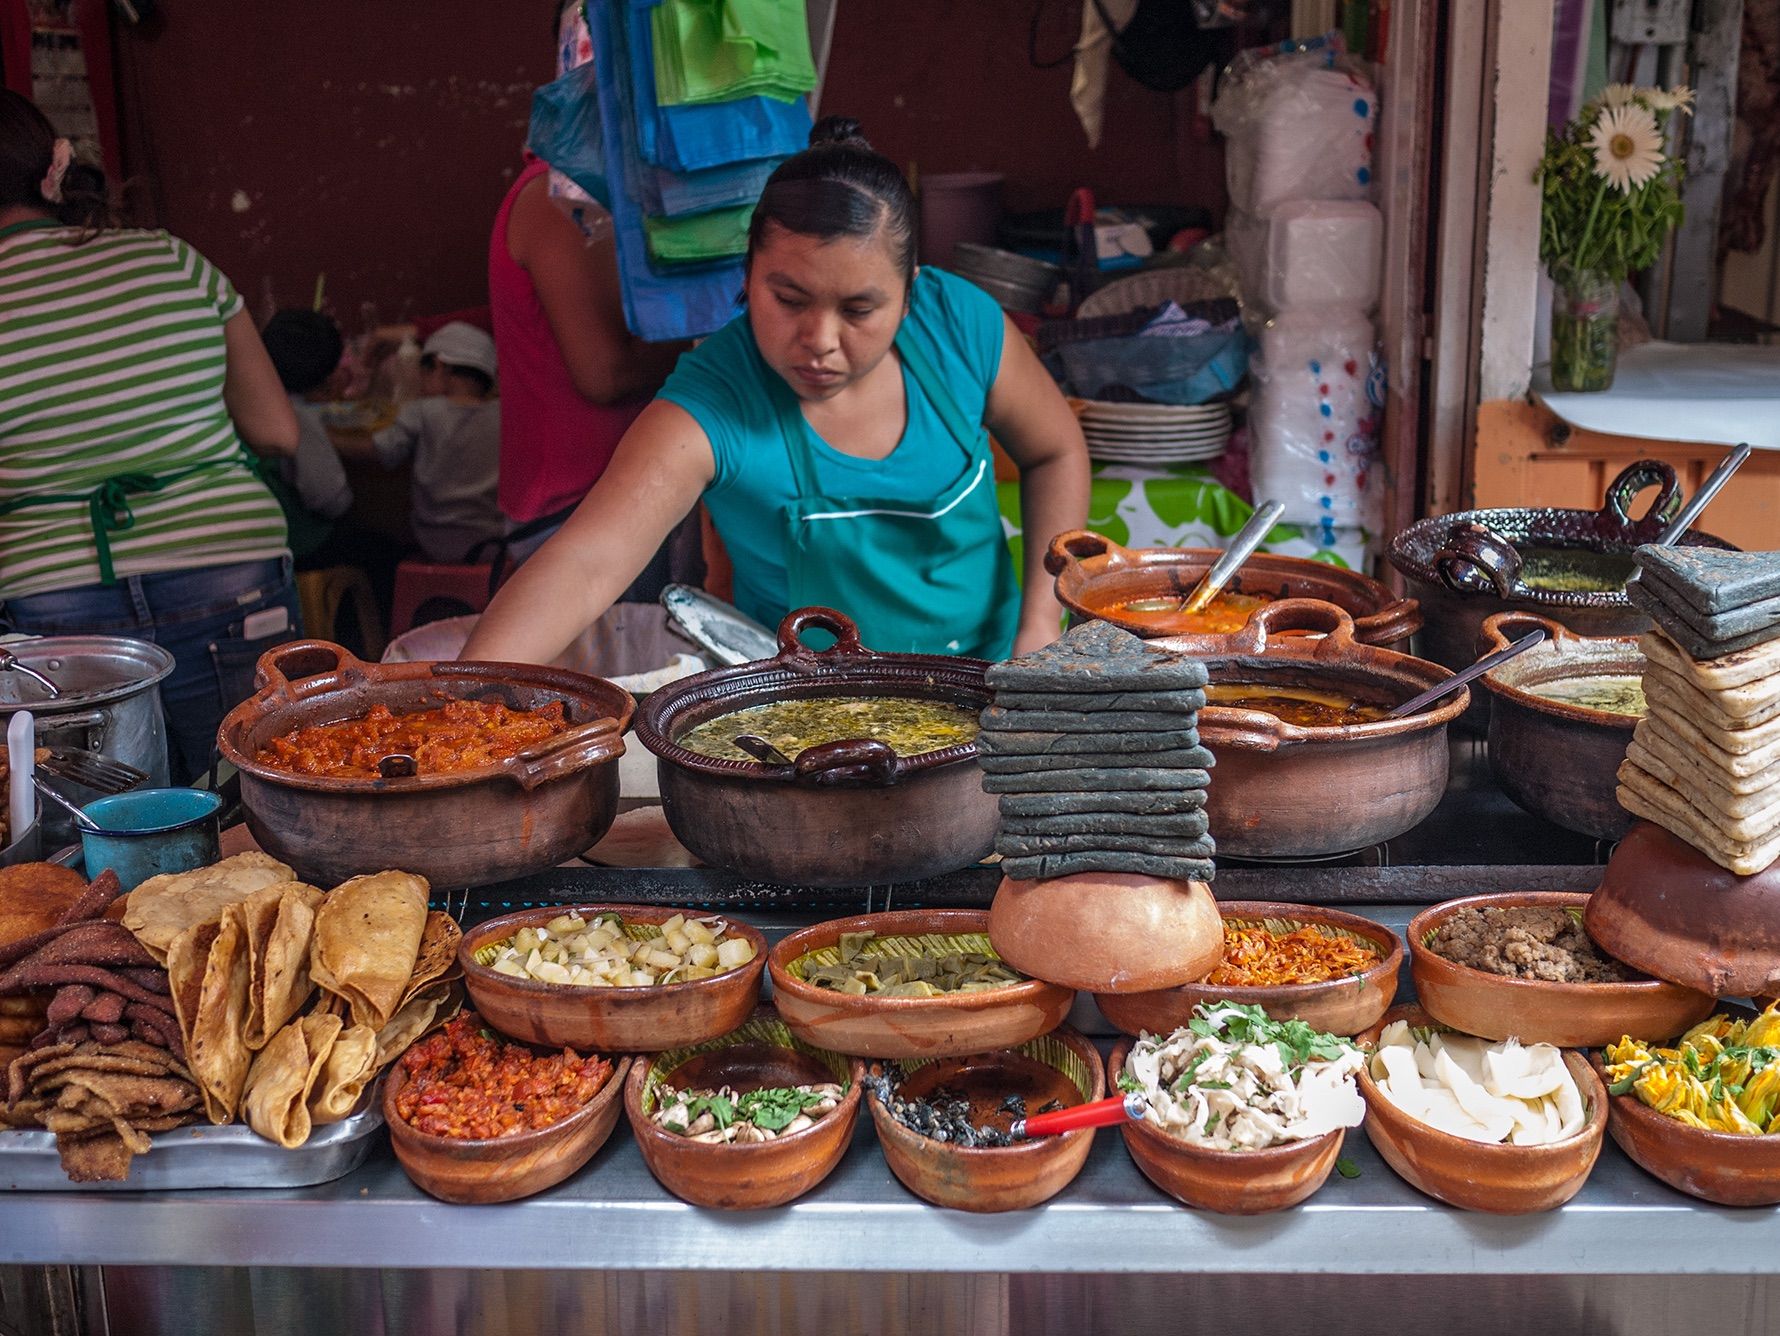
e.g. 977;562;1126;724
487;158;647;524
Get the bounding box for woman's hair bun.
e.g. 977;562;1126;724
808;115;870;151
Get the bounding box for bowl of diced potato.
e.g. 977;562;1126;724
459;904;768;1052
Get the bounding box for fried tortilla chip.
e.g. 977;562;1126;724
401;912;462;1008
168;913;253;1124
240;882;325;1051
123;853;296;964
243;1012;343;1149
311;871;429;1032
307;1023;378;1126
374;981;459;1072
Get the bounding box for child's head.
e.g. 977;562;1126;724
262;310;345;396
420;322;497;398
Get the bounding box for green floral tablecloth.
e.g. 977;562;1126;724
998;461;1370;577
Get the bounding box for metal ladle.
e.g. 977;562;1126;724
1385;629;1546;719
732;734;794;766
0;647;62;700
1175;500;1288;615
1653;443;1752;546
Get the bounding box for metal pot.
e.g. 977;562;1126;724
218;640;632;889
1387;460;1735;686
1155;600;1466;859
1045;529;1421;646
634;608;998;887
1477;612;1641;842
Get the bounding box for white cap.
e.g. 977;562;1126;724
422;322;497;379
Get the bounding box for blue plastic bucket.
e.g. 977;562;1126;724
79;788;223;893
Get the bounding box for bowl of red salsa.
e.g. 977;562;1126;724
383;1011;630;1203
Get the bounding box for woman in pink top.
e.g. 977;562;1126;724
487;156;684;583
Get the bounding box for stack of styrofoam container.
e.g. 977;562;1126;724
1213;48;1386;552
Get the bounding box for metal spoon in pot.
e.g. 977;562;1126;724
1175;500;1287;616
732;734;794;766
31;773;101;832
1653;443;1751;546
1385;629;1546;720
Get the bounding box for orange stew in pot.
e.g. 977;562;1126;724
257;699;573;778
1109;590;1273;634
395;1012;612;1140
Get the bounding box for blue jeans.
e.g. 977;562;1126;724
2;557;301;784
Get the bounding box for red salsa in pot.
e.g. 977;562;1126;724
394;1012;612;1140
258;700;572;778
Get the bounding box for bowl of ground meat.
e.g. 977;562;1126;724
1407;892;1715;1048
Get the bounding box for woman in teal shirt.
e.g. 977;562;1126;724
465;117;1088;664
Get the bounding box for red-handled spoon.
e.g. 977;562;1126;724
1010;1092;1145;1140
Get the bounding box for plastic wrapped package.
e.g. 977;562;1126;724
1212;40;1377;216
1265;200;1382;312
1248;309;1384;544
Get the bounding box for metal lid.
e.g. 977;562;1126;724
0;636;175;715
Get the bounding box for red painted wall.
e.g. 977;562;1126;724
113;1;1225;326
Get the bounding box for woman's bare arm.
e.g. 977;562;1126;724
223;310;299;457
984;314;1090;655
460;400;716;664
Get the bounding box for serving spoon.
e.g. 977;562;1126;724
1384;629;1546;720
1174;500;1287;616
1010;1091;1146;1140
732;734;794;766
31;773;101;832
1653;443;1751;546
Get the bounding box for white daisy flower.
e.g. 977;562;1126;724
1588;103;1665;192
1646;84;1695;113
1598;83;1641;108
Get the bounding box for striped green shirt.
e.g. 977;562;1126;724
0;221;288;599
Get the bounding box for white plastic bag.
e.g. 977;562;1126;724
1264;199;1382;312
1212;42;1377;216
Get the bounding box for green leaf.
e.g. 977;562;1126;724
1335;1157;1362;1179
737;1087;823;1132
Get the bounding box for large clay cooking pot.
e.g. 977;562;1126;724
1477;612;1641;842
634;608;998;887
218;640;632;888
1387;460;1735;686
1156;601;1466;859
1044;529;1421;646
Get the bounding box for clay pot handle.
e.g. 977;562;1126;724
776;607;872;665
1355;595;1423;646
792;738;902;787
1478;610;1570;656
252;639;368;695
1433;522;1523;597
1197;708;1285;753
1600;459;1681;532
502;716;626;792
1043;529;1125;577
1229;597;1356;655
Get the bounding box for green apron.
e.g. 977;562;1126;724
772;329;1020;660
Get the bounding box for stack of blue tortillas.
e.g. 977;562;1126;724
979;621;1215;883
1617;545;1780;875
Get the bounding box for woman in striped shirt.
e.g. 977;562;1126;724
0;91;303;782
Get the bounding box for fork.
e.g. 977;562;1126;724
35;747;147;795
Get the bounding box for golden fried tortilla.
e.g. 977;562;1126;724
306;1023;378;1126
240;881;325;1050
167;912;253;1124
311;871;429;1032
123;853;296;963
243;1012;343;1149
0;862;90;946
374;981;458;1072
401;912;462;1009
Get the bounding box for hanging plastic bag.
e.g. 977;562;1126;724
528;62;611;207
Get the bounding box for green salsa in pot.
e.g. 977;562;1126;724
677;696;981;762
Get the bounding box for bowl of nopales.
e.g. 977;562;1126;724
1108;1002;1367;1215
1357;1004;1606;1213
459;905;767;1052
1588;1002;1780;1207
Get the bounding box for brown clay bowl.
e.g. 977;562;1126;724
866;1026;1103;1212
625;1007;864;1210
459;904;767;1053
1356;1004;1606;1213
1095;901;1402;1038
1586;1047;1780;1207
1407;892;1715;1048
383;1045;632;1204
1107;1038;1347;1214
768;909;1074;1060
988;873;1224;993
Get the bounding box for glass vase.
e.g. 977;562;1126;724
1549;267;1619;393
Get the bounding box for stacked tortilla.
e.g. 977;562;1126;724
1618;546;1780;875
123;853;463;1149
980;621;1216;882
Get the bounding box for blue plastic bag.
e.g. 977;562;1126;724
527;62;610;206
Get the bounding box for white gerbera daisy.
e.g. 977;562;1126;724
1598;83;1640;108
1646;84;1695;113
1589;103;1665;192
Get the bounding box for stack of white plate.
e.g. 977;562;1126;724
1078;400;1232;465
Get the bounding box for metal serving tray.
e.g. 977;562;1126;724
0;1097;383;1192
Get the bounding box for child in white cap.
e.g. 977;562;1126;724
364;321;504;564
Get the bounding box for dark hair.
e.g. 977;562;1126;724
0;90;109;232
262;309;345;394
747;116;917;292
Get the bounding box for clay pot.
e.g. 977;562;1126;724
1154;600;1466;859
634;608;997;887
624;1008;863;1210
1356;1005;1606;1214
218;640;632;888
987;872;1223;993
1108;1039;1346;1214
1584;822;1780;998
1408;891;1714;1048
458;904;768;1053
1477;612;1642;841
384;1051;632;1204
1046;529;1420;645
1095;900;1402;1038
768;909;1074;1060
